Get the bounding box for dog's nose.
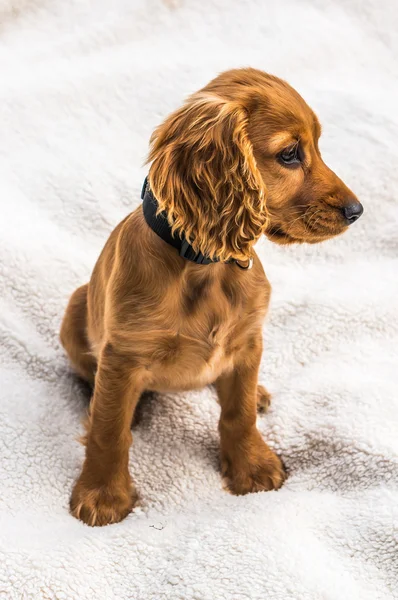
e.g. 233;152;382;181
341;200;363;225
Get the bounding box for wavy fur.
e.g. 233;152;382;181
148;93;268;262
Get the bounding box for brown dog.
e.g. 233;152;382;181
61;68;363;526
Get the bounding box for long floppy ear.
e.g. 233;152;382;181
147;93;268;262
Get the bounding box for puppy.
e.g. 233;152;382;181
61;68;363;526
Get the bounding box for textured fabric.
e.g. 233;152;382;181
0;0;397;598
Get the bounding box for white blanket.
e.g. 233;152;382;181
1;0;397;598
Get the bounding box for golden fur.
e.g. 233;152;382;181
60;68;361;526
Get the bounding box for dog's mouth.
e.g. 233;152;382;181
266;212;348;245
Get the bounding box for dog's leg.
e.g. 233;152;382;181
216;335;285;495
70;342;142;526
60;284;97;385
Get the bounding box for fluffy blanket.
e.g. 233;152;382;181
0;0;397;598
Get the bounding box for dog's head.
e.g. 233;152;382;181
148;68;362;262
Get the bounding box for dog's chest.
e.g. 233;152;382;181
146;276;244;391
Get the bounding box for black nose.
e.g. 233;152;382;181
341;201;363;224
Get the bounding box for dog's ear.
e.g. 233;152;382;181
148;93;268;262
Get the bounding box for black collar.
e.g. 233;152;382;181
141;177;223;265
141;177;254;270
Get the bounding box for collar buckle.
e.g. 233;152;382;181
235;257;254;270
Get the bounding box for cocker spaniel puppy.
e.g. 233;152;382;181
61;68;363;526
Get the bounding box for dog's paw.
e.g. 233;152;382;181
257;385;271;413
222;440;286;495
70;477;138;526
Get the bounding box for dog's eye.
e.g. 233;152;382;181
279;144;301;166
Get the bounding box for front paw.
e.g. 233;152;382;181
222;438;286;495
70;475;138;526
257;385;271;413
